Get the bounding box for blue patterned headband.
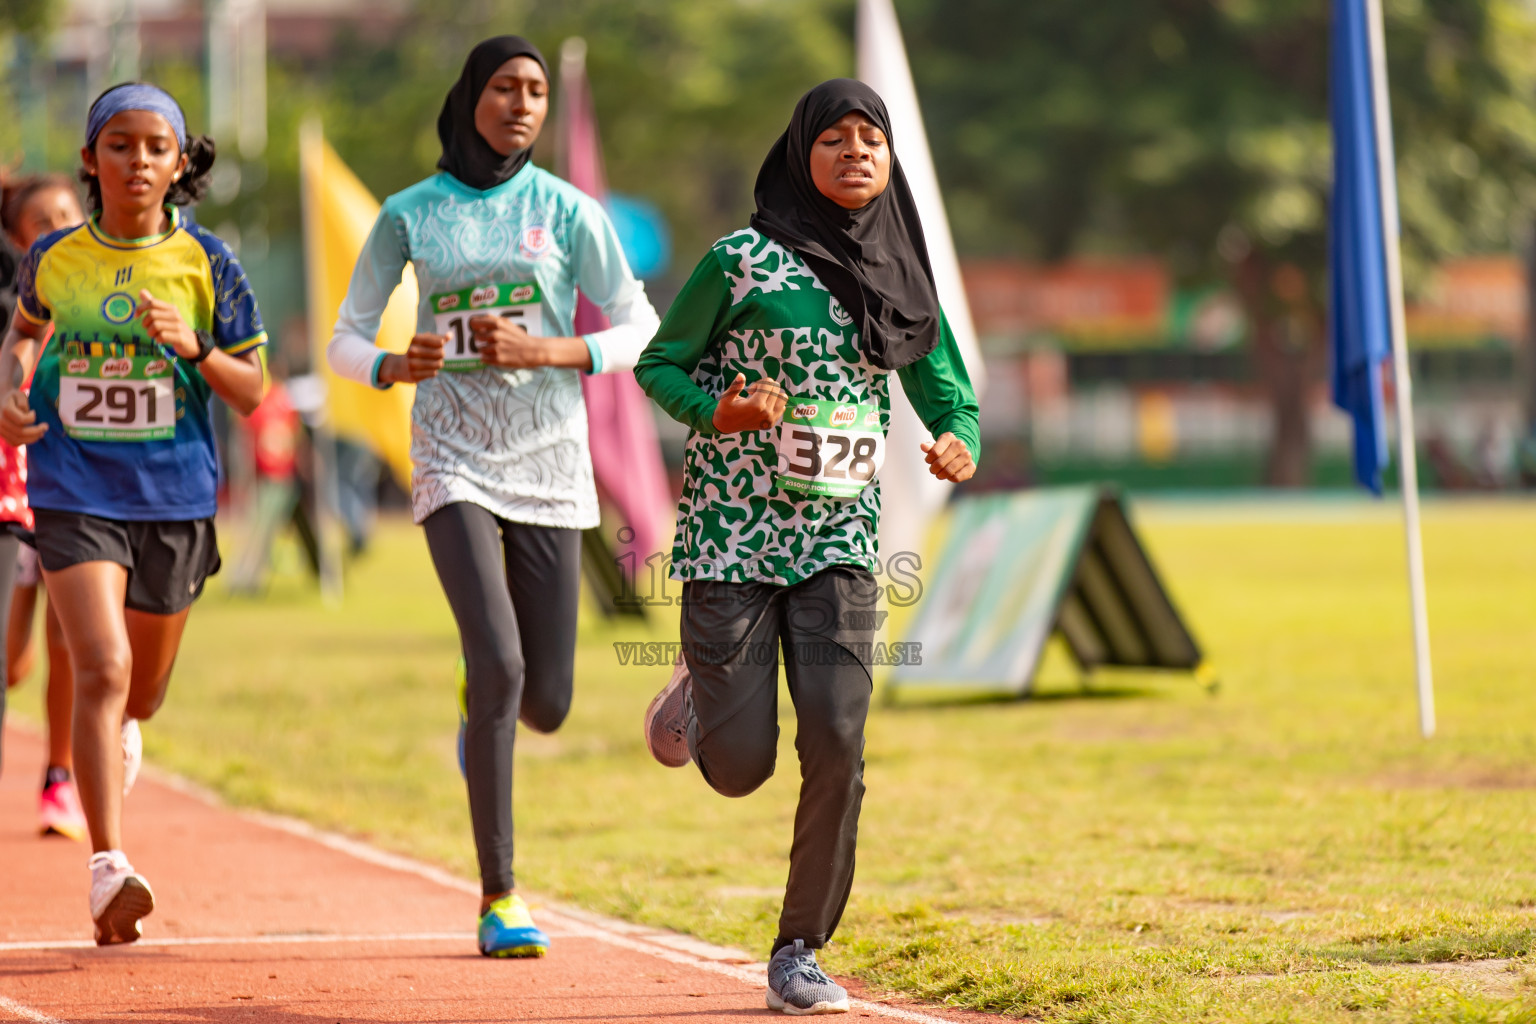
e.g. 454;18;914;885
86;84;187;151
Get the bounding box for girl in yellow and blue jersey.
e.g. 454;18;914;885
0;83;267;946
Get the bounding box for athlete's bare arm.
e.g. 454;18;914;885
136;289;265;415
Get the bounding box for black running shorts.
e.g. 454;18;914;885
32;509;221;616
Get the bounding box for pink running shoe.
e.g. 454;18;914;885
39;776;87;841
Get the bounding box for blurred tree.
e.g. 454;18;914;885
0;0;60;168
221;0;847;294
902;0;1536;485
0;0;52;37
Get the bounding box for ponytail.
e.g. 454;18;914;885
167;135;216;207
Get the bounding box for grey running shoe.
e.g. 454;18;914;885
643;656;693;768
766;939;850;1015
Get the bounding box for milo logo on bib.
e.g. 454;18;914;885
775;394;885;499
58;354;176;442
429;281;545;372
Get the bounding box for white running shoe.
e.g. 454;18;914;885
121;718;141;797
89;850;154;946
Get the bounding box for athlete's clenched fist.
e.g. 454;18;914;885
380;333;447;383
469;314;548;368
711;373;788;434
0;389;45;446
921;432;975;483
137;289;199;359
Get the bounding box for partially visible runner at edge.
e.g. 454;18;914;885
0;172;85;841
635;79;979;1015
0;83;267;946
327;35;660;959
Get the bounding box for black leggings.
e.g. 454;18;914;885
681;566;877;952
423;502;581;895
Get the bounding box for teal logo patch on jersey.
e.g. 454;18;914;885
101;292;137;325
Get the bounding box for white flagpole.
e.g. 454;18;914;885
1364;0;1434;737
856;0;986;567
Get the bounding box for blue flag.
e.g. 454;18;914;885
1329;0;1393;495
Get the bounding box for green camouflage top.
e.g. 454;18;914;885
634;228;980;586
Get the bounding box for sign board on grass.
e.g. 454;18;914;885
887;486;1202;696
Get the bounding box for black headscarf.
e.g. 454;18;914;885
436;36;549;191
750;79;941;371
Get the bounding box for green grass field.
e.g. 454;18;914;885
11;497;1536;1022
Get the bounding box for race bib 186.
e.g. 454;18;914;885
59;354;175;442
775;397;885;498
430;282;544;372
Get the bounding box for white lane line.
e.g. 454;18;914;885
146;768;980;1024
0;932;473;953
0;994;69;1024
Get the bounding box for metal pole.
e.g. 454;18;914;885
236;0;267;162
205;0;241;203
15;38;49;174
1364;0;1435;737
107;0;140;84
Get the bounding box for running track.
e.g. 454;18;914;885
0;725;991;1023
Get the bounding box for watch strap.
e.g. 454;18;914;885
188;329;216;364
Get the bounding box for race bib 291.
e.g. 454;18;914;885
59;354;176;442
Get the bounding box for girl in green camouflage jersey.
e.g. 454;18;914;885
635;79;978;1015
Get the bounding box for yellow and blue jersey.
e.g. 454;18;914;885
16;206;266;520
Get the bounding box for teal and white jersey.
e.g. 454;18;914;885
330;166;658;526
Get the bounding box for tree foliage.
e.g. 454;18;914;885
899;0;1536;482
290;0;849;282
904;0;1536;278
0;0;54;39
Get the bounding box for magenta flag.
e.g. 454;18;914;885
558;39;674;565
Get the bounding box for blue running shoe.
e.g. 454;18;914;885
455;655;467;779
478;893;549;958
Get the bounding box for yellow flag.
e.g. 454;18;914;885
299;119;415;489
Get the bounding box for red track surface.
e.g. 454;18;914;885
0;725;984;1024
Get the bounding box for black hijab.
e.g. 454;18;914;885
750;79;941;371
436;36;549;191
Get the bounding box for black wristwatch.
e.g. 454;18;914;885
187;329;215;364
